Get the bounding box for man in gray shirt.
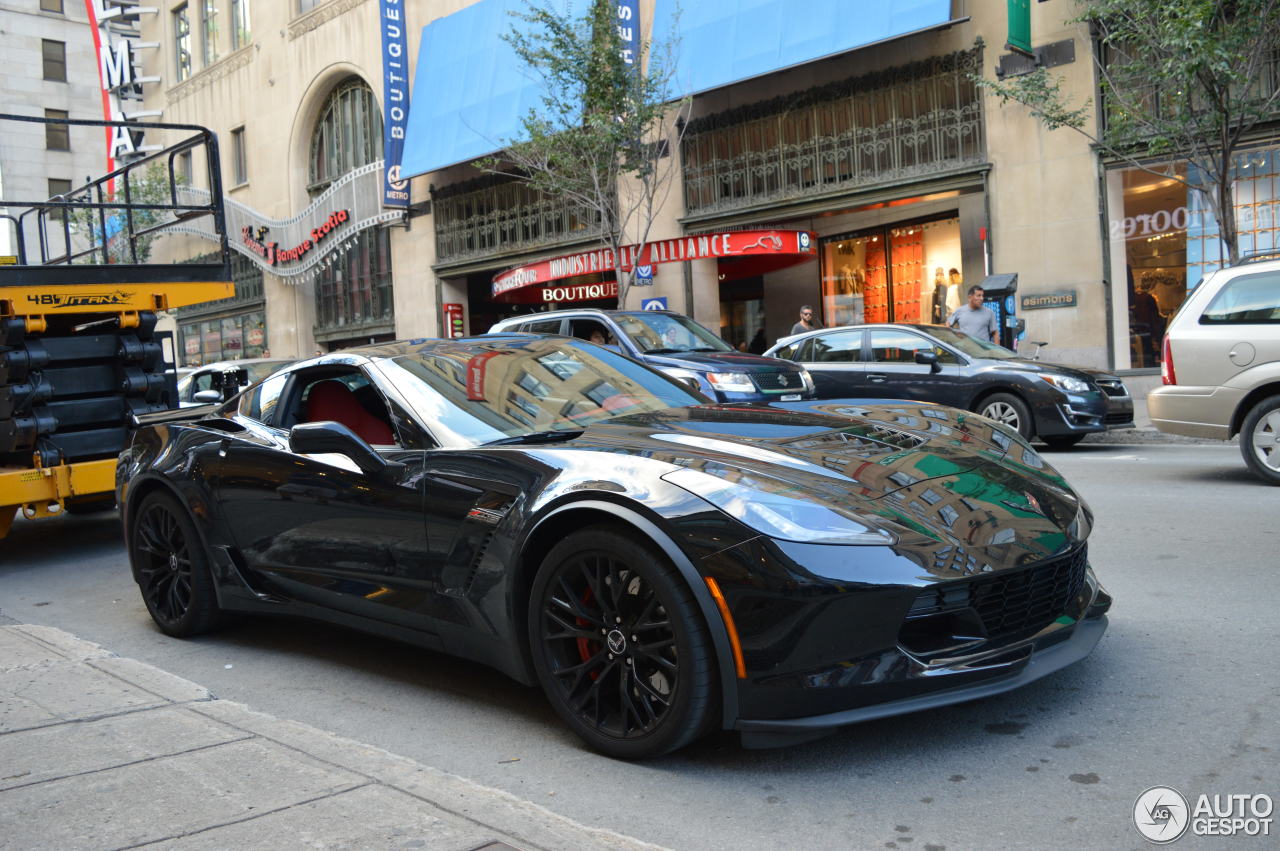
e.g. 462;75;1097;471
948;285;998;343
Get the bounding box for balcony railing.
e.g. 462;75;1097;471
433;174;603;267
681;47;986;218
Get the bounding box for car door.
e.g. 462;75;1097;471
206;368;435;634
864;328;964;406
793;330;866;398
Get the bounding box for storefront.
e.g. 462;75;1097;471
819;215;964;327
176;253;268;366
1108;147;1280;368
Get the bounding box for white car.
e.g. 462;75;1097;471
177;358;294;406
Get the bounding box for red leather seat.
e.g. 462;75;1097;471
304;380;394;445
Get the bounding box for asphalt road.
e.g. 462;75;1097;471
2;442;1275;850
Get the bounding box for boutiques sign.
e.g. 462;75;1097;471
493;229;816;299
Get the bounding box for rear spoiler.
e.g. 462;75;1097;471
131;402;221;428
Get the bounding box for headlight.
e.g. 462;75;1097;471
706;372;756;393
1040;374;1091;393
663;467;897;545
798;369;815;392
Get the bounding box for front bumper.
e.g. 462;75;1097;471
1037;391;1133;436
737;606;1109;747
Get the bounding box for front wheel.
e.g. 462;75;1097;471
528;527;717;759
1240;395;1280;485
129;491;224;636
978;392;1033;440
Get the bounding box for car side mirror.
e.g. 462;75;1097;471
289;421;405;479
193;389;222;404
914;351;942;373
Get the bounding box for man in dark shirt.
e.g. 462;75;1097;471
790;305;822;336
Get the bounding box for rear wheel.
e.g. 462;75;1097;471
129;491;224;636
528;527;717;759
978;392;1033;440
1042;434;1085;450
1240;395;1280;485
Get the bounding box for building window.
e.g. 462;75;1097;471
47;178;73;224
45;109;70;150
177;150;193;184
40;0;64;13
308;78;381;194
681;47;985;217
174;5;192;82
231;0;251;50
230;126;247;185
308;78;394;337
200;0;219;66
42;39;66;82
298;0;324;13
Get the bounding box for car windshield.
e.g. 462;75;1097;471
377;337;708;448
916;325;1020;359
612;313;733;354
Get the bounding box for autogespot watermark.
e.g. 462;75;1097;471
1134;786;1274;844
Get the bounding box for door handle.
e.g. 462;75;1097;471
867;374;888;383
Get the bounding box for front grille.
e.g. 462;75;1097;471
906;546;1089;641
752;371;802;393
1094;378;1129;397
1105;411;1132;425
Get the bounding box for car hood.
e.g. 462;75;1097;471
640;350;802;374
979;357;1120;382
561;401;1084;563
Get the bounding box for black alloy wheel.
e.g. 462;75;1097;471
529;527;717;759
130;492;223;637
1240;394;1280;485
979;392;1033;439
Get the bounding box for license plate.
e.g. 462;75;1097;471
780;394;801;401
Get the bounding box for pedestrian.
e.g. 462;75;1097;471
948;285;998;343
790;305;822;336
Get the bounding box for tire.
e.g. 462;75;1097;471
1240;395;1280;486
978;392;1033;440
129;491;224;637
1041;434;1086;450
528;526;717;759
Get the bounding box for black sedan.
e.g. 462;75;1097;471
117;335;1110;758
766;324;1134;448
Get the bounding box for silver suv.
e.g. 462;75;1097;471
1147;254;1280;484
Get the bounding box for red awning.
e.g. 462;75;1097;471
492;229;816;303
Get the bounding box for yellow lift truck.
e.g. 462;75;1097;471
1;114;234;538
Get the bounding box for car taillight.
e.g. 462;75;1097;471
1161;335;1176;385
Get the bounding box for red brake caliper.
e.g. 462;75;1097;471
576;586;601;680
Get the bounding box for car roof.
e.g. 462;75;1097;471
493;309;685;325
194;357;293;370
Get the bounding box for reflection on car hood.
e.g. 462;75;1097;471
558;401;1082;563
983;357;1121;381
641;350;804;374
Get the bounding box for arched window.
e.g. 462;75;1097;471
308;77;394;342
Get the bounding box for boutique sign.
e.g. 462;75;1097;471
379;0;411;208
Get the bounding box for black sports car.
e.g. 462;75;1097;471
766;324;1134;448
117;335;1111;758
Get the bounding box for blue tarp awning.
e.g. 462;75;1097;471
401;0;956;179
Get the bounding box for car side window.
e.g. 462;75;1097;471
523;319;564;334
239;373;289;425
192;371;213;394
869;330;957;364
1200;271;1280;324
809;331;861;363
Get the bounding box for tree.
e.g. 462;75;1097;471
476;0;687;307
70;163;187;264
982;0;1280;265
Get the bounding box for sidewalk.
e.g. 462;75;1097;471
0;624;662;851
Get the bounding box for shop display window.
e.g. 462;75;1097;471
1111;148;1279;368
820;217;961;328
